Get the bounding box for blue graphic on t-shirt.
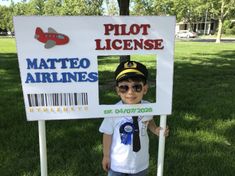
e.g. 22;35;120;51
119;122;134;145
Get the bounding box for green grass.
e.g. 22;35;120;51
0;38;235;176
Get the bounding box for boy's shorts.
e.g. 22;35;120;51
108;169;148;176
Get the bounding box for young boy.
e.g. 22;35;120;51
99;61;169;176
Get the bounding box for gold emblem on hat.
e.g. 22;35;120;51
124;62;137;69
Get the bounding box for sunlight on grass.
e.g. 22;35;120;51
178;129;228;145
21;172;38;176
0;69;8;74
92;143;102;153
0;38;16;53
214;119;235;132
49;128;67;138
183;113;201;122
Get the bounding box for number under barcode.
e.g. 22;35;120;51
27;93;88;107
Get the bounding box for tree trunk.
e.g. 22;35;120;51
216;0;225;43
216;18;223;43
117;0;130;15
117;0;130;63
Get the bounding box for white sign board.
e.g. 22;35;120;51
14;16;175;121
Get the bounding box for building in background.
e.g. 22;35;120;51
176;19;218;35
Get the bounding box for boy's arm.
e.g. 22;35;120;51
148;119;169;136
148;119;161;136
102;133;112;172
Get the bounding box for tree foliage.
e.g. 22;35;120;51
105;0;119;16
28;0;45;15
131;0;154;15
0;0;235;42
0;6;11;31
152;0;174;15
0;0;103;32
44;0;62;15
61;0;103;15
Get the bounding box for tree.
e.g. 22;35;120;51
209;0;235;43
28;0;45;15
117;0;130;62
0;1;21;33
0;6;9;31
152;0;174;15
13;1;33;15
117;0;130;15
61;0;103;15
172;0;204;30
44;0;62;15
131;0;155;15
105;0;119;16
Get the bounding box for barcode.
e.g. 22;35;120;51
27;93;88;107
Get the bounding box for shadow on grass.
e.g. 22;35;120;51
1;48;235;176
46;119;104;176
0;53;40;176
163;49;235;176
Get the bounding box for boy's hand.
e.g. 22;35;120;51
154;126;169;137
148;119;169;137
102;156;110;172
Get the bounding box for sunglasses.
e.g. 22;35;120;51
118;83;143;93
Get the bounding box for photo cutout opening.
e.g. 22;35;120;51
98;54;157;105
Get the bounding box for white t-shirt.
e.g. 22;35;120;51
99;100;153;174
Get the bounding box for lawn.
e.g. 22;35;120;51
0;38;235;176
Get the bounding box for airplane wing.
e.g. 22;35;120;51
45;40;56;49
48;27;57;33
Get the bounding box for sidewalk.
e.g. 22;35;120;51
176;38;235;43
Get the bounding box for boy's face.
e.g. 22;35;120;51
116;80;148;104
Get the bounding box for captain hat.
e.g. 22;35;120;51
115;61;148;82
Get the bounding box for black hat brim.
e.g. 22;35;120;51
116;72;146;82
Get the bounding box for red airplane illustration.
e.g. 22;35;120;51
35;27;69;49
